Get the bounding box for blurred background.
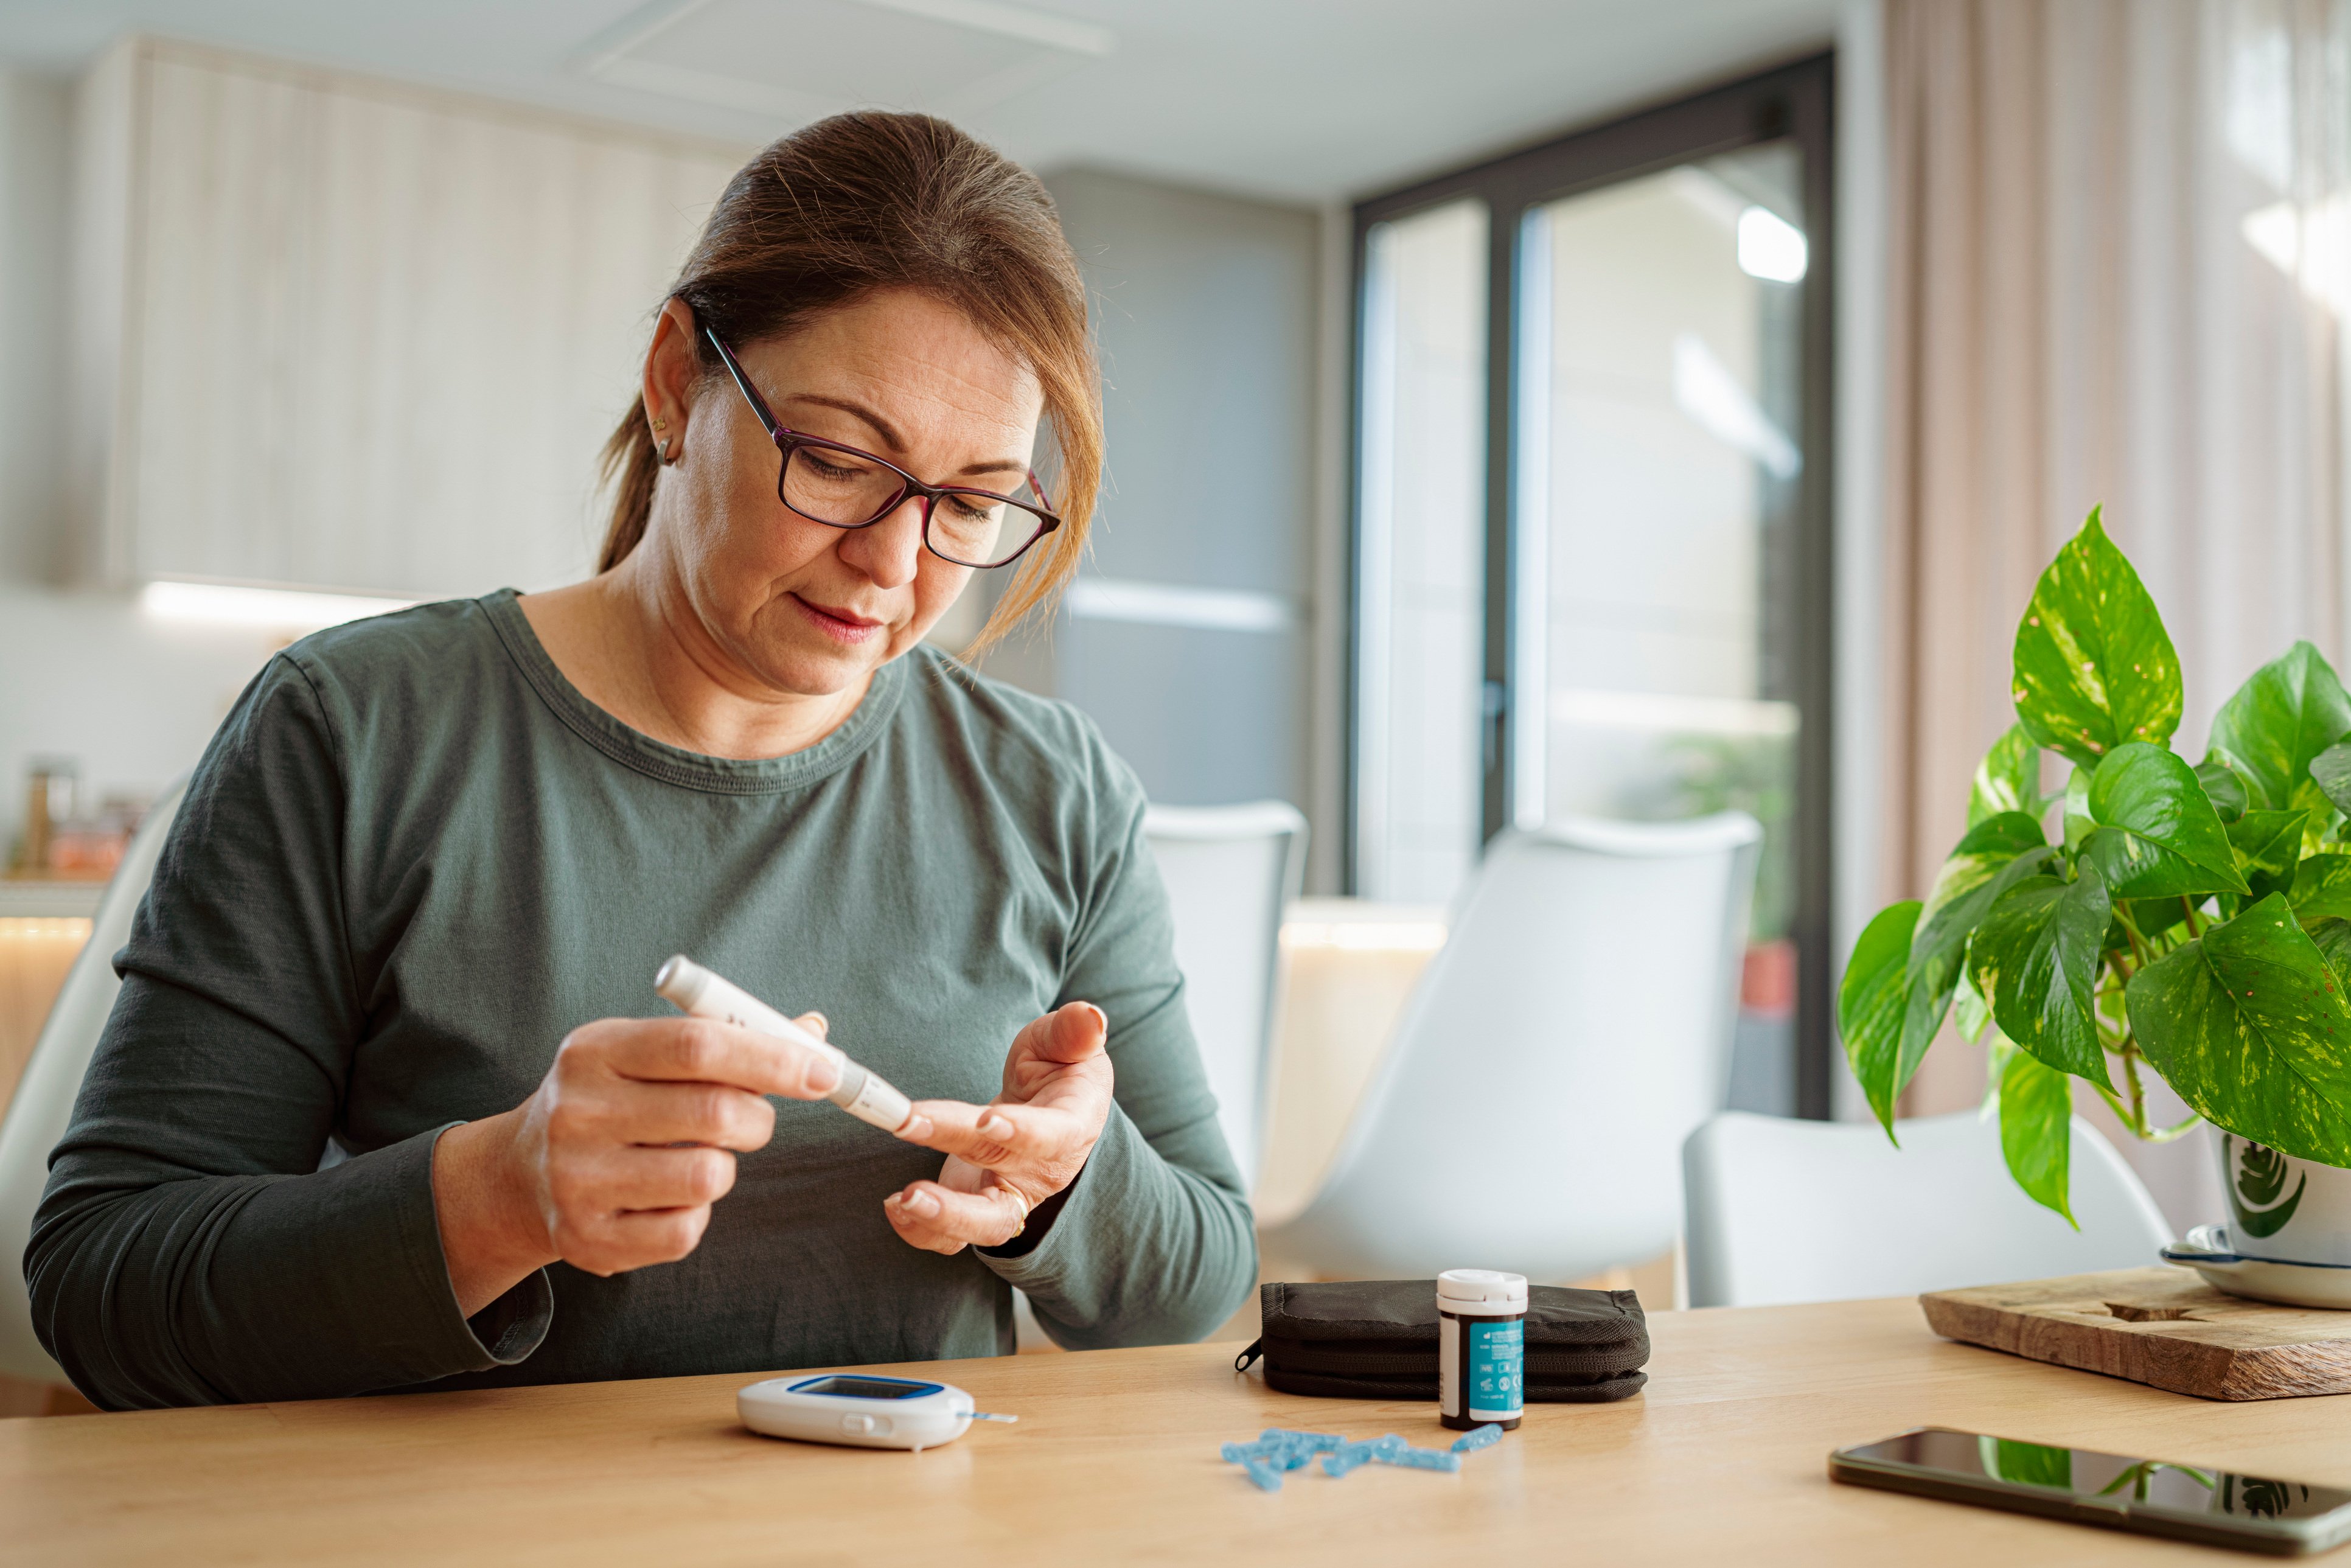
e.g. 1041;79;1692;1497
0;0;2344;1384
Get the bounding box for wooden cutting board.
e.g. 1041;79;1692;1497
1921;1267;2351;1401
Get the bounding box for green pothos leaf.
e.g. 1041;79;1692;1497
2208;641;2351;815
1900;817;2050;1076
2122;896;2195;941
2195;758;2251;823
2063;767;2095;851
2291;854;2351;921
2126;894;2351;1167
1982;1028;2017;1118
2232;810;2313;904
2305;915;2351;994
1968;862;2116;1089
2010;507;2183;770
1840;901;1924;1138
1970;725;2043;828
2081;742;2249;898
1954;961;1993;1044
2311;740;2351;819
1999;1046;2077;1225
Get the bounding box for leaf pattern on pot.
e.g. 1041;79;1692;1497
2225;1133;2309;1239
2240;1140;2291;1205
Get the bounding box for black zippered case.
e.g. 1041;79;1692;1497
1234;1279;1649;1402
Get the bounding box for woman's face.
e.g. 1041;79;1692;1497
642;288;1044;698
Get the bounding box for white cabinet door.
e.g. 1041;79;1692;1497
88;40;744;598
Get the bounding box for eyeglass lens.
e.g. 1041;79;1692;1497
781;444;1049;568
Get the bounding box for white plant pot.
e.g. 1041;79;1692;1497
2211;1129;2351;1265
2159;1132;2351;1308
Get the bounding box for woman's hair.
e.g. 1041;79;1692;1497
597;111;1098;655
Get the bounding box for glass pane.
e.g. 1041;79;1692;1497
1515;144;1808;1112
1354;199;1489;905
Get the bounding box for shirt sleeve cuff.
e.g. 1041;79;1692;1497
357;1121;552;1381
972;1104;1141;1297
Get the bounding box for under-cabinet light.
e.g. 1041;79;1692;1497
140;580;416;632
1279;920;1449;953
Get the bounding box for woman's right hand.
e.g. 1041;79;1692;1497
430;1014;841;1317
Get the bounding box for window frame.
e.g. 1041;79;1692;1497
1346;52;1839;1117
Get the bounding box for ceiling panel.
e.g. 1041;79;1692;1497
596;0;1097;122
0;0;1841;202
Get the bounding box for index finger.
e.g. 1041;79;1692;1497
894;1097;1083;1167
574;1016;844;1102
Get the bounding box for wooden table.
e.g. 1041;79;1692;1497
10;1296;2351;1566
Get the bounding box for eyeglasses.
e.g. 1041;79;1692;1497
705;327;1061;570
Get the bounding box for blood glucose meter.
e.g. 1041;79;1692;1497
737;1374;1016;1452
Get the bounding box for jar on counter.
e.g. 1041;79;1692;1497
1438;1269;1527;1430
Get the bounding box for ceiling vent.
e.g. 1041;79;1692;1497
582;0;1115;124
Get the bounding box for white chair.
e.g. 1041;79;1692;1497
1681;1109;2174;1308
1142;801;1308;1192
0;776;187;1384
1259;812;1760;1282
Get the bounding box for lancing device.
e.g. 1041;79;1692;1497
655;955;914;1135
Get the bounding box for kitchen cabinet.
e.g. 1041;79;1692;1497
70;38;745;598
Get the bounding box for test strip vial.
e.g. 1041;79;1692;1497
1438;1269;1527;1431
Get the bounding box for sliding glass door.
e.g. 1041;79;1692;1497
1354;200;1489;906
1350;57;1836;1115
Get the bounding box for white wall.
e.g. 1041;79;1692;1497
0;102;1340;872
985;168;1329;871
0;582;288;831
0;68;279;856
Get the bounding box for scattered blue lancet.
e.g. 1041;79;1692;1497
1236;1428;1470;1485
1320;1434;1407;1476
1374;1443;1461;1474
1261;1428;1345;1451
1451;1424;1505;1454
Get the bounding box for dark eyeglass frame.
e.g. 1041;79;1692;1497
705;327;1061;570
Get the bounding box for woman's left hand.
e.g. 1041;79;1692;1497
883;1001;1112;1255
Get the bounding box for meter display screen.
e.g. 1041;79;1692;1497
789;1376;942;1401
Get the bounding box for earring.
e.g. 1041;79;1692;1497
652;416;675;465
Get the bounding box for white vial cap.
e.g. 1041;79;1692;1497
1438;1269;1529;1306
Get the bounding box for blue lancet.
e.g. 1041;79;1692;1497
1374;1443;1462;1473
1451;1424;1505;1454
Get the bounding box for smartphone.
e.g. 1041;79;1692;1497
1830;1427;2351;1556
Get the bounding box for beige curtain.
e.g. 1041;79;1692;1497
1879;0;2350;1219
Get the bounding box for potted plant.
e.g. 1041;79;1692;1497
1839;507;2351;1288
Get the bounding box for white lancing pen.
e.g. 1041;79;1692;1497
654;955;915;1135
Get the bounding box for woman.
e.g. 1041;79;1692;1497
29;112;1256;1410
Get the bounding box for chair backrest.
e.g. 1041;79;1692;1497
1265;812;1760;1280
1681;1109;2175;1308
1142;802;1308;1193
0;776;187;1384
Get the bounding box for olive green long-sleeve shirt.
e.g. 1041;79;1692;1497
30;591;1255;1410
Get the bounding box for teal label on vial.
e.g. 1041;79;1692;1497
1468;1318;1523;1415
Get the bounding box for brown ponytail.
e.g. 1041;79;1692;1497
596;394;661;574
596;111;1101;658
